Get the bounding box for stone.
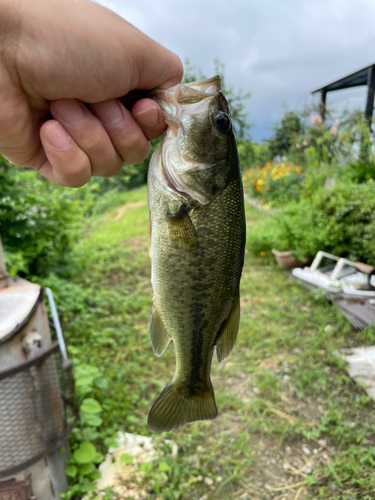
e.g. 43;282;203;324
336;346;375;401
302;445;311;455
204;477;214;486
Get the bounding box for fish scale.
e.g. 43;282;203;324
147;76;245;432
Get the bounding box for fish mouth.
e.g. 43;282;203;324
150;76;226;205
149;75;223;128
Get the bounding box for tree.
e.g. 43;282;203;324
267;110;301;158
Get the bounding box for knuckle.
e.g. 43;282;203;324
81;129;108;155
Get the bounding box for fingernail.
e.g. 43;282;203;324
94;99;124;126
46;122;71;151
55;99;85;126
136;106;159;128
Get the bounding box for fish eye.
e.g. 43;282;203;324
213;111;230;134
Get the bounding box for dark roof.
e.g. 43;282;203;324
312;63;374;94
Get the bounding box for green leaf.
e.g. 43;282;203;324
73;442;97;464
89;470;102;480
140;462;153;472
83;414;103;427
82;427;100;441
158;462;170;472
65;465;78;478
104;437;119;448
93;452;105;464
120;454;134;464
76;375;96;387
81;398;103;414
80;477;96;493
94;377;110;390
79;463;96;476
103;488;115;499
304;475;318;486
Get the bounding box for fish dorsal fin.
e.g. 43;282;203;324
167;207;199;250
216;292;240;362
150;304;171;356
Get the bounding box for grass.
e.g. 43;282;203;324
44;185;375;500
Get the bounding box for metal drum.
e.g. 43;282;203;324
0;248;78;500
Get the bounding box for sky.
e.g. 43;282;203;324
98;0;375;141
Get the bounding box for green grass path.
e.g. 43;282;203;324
49;186;375;500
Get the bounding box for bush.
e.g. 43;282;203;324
0;157;94;276
247;200;324;261
247;180;375;265
237;140;256;172
242;161;302;205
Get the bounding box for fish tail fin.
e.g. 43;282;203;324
147;381;218;433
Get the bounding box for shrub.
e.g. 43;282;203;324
0;157;94;276
246;200;324;261
242;161;302;205
247;181;375;265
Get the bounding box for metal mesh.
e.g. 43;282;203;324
0;345;78;477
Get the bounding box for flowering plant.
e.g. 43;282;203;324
242;161;302;205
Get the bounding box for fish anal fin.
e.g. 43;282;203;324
147;381;217;433
167;205;199;250
216;292;240;362
150;304;171;357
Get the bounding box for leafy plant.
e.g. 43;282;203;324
267;110;302;158
242;160;302;205
0;157;95;276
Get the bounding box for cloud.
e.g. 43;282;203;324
99;0;375;140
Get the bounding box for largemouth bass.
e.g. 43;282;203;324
147;75;245;432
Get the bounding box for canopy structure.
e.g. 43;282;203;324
312;63;375;124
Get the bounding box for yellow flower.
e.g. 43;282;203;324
260;251;265;256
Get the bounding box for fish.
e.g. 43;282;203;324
147;75;246;433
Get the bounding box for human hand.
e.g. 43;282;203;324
0;0;182;187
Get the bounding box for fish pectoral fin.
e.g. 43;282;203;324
147;381;218;433
150;305;171;356
216;292;240;362
167;207;199;250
